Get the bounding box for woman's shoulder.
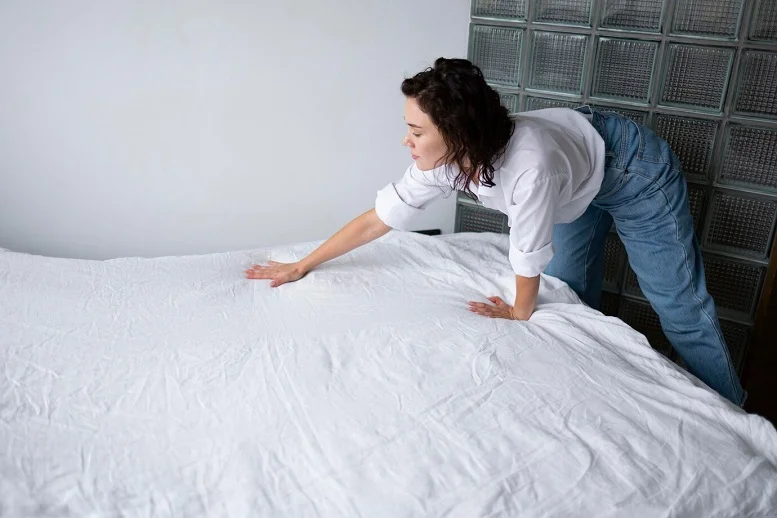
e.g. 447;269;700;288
500;117;559;168
510;108;585;134
515;107;584;122
505;108;591;161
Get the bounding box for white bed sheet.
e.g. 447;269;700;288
1;232;776;517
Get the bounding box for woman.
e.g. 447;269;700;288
245;58;745;408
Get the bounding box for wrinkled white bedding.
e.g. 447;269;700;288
1;232;776;517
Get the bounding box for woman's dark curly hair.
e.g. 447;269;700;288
401;57;514;198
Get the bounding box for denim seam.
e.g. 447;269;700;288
637;154;668;164
625;118;637;167
590;105;744;407
592;111;605;141
582;209;605;297
656;181;744;406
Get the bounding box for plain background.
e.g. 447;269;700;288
0;0;470;259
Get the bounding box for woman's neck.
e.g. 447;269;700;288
463;158;479;186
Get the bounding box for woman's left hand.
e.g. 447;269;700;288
468;296;526;320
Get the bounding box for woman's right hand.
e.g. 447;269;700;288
244;261;307;287
244;209;390;289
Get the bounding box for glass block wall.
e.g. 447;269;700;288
455;0;777;374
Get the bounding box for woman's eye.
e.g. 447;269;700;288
413;133;421;137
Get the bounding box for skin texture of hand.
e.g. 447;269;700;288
243;208;391;289
244;261;306;288
468;274;538;321
468;296;532;321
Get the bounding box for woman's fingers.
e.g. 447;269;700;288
270;272;294;288
245;265;277;279
270;278;289;288
469;305;489;316
468;301;497;316
245;262;303;287
245;262;285;277
247;261;283;270
468;300;512;319
246;266;287;286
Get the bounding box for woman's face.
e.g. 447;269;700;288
402;97;448;171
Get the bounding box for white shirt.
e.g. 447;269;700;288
374;108;605;277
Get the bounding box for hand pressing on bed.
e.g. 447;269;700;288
467;275;539;321
468;297;526;320
244;209;390;287
244;261;306;287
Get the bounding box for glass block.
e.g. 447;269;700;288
733;51;777;118
528;32;588;94
749;0;777;41
471;25;523;87
456;203;508;233
671;0;744;38
499;92;520;113
719;319;750;374
719;124;777;191
534;0;592;26
591;105;648;125
660;44;734;112
600;291;621;316
525;96;580;110
473;0;527;19
603;233;626;292
618;299;673;357
591;38;658;103
704;192;777;258
703;254;765;318
687;183;707;233
654;114;719;182
601;0;665;32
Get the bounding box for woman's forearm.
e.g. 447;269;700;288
513;274;540;320
297;209;391;273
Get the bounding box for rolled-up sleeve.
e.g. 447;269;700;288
506;171;562;277
375;163;452;230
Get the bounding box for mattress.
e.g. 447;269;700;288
1;232;776;517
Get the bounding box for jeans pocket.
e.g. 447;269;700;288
635;122;672;164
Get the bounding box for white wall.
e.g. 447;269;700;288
0;0;470;259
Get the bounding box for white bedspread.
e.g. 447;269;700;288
1;232;776;517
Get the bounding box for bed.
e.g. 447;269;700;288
1;231;776;517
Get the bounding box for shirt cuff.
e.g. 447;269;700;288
508;241;554;277
374;183;423;230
